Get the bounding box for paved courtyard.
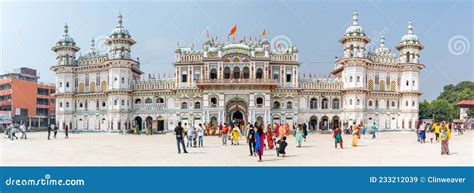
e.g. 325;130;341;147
1;131;472;166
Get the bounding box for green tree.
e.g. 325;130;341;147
429;99;457;122
419;100;432;119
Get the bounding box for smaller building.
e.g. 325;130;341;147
456;100;474;129
0;67;56;128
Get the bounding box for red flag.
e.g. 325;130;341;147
228;25;237;36
262;29;266;37
276;42;281;48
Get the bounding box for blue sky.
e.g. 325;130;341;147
1;0;472;100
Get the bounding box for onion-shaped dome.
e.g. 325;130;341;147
400;21;418;42
86;38;99;55
109;13;131;39
345;11;365;36
375;36;389;54
56;23;76;46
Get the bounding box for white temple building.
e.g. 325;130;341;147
51;12;424;132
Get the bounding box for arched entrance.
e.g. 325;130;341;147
226;98;248;126
210;116;218;126
320;116;329;130
332;116;340;130
156;116;165;133
134;116;142;131
145;116;153;132
309;116;318;130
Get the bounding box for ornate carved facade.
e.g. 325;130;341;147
51;12;423;132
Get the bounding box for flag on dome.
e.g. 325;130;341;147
262;29;266;37
228;25;237;36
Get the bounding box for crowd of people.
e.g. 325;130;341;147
173;121;309;161
416;121;454;155
3;117;465;160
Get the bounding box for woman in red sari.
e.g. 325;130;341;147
266;124;274;149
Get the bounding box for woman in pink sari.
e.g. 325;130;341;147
255;127;265;162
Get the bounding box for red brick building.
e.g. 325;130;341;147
0;67;55;128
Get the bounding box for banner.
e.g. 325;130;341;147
0;167;472;193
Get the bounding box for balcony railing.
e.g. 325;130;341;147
133;103;166;110
196;78;277;85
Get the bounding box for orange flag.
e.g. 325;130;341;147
262;29;266;37
228;25;237;36
276;42;281;48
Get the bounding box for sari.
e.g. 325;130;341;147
266;129;274;149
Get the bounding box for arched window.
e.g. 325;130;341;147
349;76;353;82
256;68;263;79
79;83;85;93
66;102;69;108
356;76;360;82
210;68;217;79
368;100;373;107
145;98;153;104
412;100;415;107
272;68;280;80
135;99;142;105
242;67;250;79
256;97;264;107
156;97;164;104
287;101;292;109
349;99;353;105
224;67;231;79
121;99;125;106
210;97;218;107
59;102;63;107
181;102;188;109
90;82;96;92
368;79;374;90
391;101;396;107
101;81;107;92
405;100;409;106
233;66;240;79
114;99;118;106
332;98;340;109
194;102;201;109
273;101;280;109
66;82;69;88
321;98;329;109
375;100;379;108
356;99;360;105
102;101;106;107
310;98;318;109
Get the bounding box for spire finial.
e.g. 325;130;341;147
407;20;413;34
91;38;96;48
380;36;385;47
117;12;123;27
352;10;359;26
64;23;69;35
